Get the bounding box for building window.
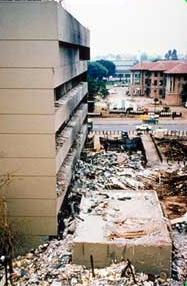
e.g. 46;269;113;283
159;80;163;86
170;78;172;92
173;78;176;91
79;46;90;60
145;71;151;77
154;80;157;86
159;89;163;96
154;72;158;77
184;75;187;81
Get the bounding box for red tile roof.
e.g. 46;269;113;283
130;62;156;71
131;60;185;72
149;60;182;71
165;62;187;74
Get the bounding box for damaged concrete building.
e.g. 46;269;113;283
0;0;90;241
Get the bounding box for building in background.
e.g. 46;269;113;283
130;60;187;106
0;0;90;242
165;63;187;105
130;62;155;96
113;58;137;84
148;61;180;99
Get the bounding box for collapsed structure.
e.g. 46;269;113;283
0;0;90;240
73;190;171;275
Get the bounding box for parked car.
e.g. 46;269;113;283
136;124;152;132
148;112;159;119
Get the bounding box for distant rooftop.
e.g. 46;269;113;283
165;62;187;74
149;60;183;71
130;62;155;71
131;60;186;73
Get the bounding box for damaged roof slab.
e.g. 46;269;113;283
72;190;172;276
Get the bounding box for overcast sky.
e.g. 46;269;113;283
62;0;187;58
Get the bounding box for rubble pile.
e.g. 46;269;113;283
155;168;187;219
171;212;187;283
0;237;173;286
71;151;146;196
156;138;187;161
159;170;187;196
1;150;187;285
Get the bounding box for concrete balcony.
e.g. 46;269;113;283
55;82;88;132
56;103;87;173
56;124;87;213
54;62;87;88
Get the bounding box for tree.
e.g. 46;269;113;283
88;61;108;80
88;79;100;97
171;49;178;60
165;49;178;60
96;59;116;77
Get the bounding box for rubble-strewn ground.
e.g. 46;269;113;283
0;150;186;286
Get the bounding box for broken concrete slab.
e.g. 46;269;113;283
73;190;172;276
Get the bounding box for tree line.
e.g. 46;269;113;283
88;60;116;98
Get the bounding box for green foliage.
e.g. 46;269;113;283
88;78;109;98
96;59;116;77
88;60;113;99
98;81;109;98
88;79;100;97
165;49;178;60
88;61;108;80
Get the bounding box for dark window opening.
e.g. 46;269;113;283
80;46;90;60
159;80;163;86
154;80;157;86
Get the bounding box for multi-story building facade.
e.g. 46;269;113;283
113;59;137;85
148;61;180;99
130;62;154;96
165;63;187;105
130;60;187;105
0;0;90;241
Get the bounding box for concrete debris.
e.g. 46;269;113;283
171;226;187;283
154;168;187;220
1;150;186;285
1;245;173;286
71;151;146;197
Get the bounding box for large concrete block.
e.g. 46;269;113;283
73;190;172;276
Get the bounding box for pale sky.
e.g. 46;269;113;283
62;0;187;58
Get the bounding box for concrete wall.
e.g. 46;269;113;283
0;0;89;237
57;5;90;47
0;1;89;46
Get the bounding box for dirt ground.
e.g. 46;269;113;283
99;86;187;119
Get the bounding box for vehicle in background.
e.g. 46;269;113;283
136;124;152;132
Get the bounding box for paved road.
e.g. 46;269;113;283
92;119;187;132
